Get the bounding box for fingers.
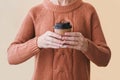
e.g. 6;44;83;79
64;32;82;37
46;31;62;40
45;36;63;44
61;32;87;51
37;31;62;49
62;40;78;46
45;40;62;48
63;32;85;43
44;31;63;48
62;36;79;41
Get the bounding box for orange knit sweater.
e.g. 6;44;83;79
7;0;111;80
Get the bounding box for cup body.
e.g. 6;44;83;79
54;22;72;35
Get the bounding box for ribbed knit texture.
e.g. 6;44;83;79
7;0;111;80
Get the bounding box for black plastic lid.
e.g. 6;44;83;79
54;22;72;29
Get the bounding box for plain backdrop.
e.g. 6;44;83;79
0;0;120;80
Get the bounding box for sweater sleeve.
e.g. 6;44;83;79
83;7;111;67
7;11;40;65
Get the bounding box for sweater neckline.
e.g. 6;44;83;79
43;0;83;12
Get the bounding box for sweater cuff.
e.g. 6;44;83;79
28;37;41;55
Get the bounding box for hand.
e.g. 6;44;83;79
37;31;63;49
62;32;88;52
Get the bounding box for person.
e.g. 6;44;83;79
7;0;111;80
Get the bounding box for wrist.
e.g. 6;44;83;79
81;38;88;53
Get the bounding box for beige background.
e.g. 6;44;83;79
0;0;120;80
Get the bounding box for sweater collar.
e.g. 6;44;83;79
43;0;83;12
